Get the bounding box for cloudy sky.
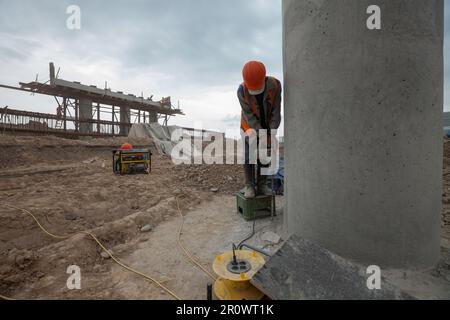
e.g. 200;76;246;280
0;0;282;138
1;1;450;138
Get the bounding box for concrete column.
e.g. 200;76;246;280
78;98;92;133
148;111;158;123
283;0;443;268
112;105;115;135
120;106;131;135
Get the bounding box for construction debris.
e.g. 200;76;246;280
260;231;281;245
251;236;413;300
140;225;152;233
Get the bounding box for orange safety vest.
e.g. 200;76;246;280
240;76;280;133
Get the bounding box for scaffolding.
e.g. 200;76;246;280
0;62;183;138
0;106;130;137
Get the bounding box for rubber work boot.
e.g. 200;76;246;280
257;176;272;195
243;184;256;199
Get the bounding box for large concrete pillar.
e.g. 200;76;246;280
283;0;443;268
78;98;93;134
120;107;131;135
148;111;158;123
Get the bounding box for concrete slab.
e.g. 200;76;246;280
252;235;413;300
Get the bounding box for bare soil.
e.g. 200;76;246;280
0;134;249;299
441;139;450;239
0;134;449;299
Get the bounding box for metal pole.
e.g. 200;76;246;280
63;97;67;131
207;283;212;301
75;99;79;132
271;175;276;219
112;105;115;135
97;103;100;134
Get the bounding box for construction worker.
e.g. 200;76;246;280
238;61;282;198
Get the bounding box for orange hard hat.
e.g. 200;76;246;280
121;143;133;150
242;61;266;95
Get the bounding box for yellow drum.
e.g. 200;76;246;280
212;249;265;300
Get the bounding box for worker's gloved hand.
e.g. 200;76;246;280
243;129;258;163
246;128;255;137
244;128;257;141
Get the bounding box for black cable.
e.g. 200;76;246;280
233;154;272;254
237;211;257;248
233;196;258;253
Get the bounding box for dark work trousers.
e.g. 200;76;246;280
243;136;270;186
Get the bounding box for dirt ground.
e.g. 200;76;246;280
0;134;449;299
441;139;450;239
0;134;283;299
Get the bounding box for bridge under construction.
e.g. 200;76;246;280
0;62;183;137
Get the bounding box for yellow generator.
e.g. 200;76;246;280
112;148;151;175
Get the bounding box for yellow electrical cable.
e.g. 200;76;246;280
175;197;217;281
0;203;182;300
0;294;15;300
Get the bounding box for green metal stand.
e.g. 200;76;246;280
236;191;273;221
